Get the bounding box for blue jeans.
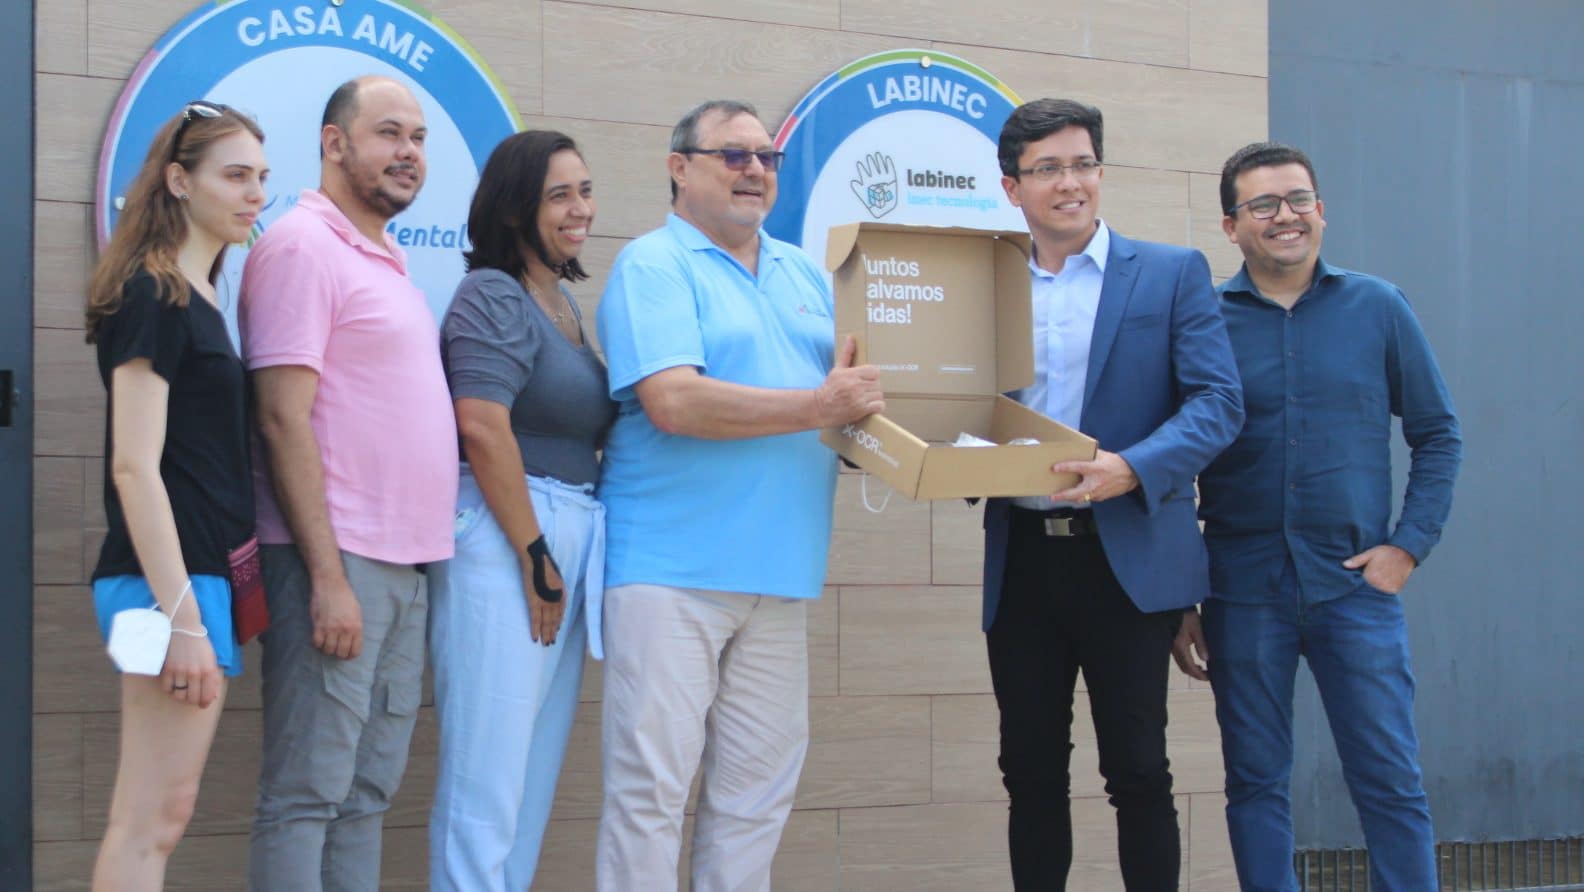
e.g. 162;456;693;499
427;470;606;892
1203;560;1435;892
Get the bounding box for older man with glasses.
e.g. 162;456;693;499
1174;142;1462;891
592;99;884;892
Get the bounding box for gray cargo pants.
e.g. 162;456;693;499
248;546;427;892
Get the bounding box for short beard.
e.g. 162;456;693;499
343;143;418;220
365;184;413;218
724;201;769;229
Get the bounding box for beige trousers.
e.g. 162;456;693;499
596;583;810;892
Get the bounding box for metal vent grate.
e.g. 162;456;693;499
1294;837;1584;891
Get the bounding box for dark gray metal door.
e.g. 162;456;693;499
1271;0;1584;848
0;2;36;886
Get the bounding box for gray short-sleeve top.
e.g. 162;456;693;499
441;268;617;485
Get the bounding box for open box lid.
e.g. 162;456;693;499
826;222;1035;402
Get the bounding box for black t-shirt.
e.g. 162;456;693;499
91;271;255;581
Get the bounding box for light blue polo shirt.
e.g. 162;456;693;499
596;214;838;599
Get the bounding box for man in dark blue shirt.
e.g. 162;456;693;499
1173;142;1462;892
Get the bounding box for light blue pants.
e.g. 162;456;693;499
427;470;605;892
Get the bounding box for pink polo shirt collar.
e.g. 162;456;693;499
294;188;409;274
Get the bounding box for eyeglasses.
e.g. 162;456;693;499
172;100;229;149
1230;189;1318;220
1016;160;1103;182
679;147;786;172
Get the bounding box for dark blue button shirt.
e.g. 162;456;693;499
1198;259;1462;605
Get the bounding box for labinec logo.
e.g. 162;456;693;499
850;152;899;219
767;49;1026;267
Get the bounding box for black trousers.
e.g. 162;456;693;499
987;508;1183;891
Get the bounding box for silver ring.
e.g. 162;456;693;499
172;683;189;690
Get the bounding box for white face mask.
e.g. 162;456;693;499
105;579;196;675
106;606;172;675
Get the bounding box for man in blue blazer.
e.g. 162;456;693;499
982;98;1244;890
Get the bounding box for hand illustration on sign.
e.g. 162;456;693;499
849;152;899;218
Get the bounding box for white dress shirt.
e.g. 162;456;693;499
1012;220;1110;511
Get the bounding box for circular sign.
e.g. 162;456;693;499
95;0;521;330
767;49;1027;265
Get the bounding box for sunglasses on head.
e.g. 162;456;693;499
172;100;230;150
679;147;786;173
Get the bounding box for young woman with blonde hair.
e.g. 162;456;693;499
85;100;266;890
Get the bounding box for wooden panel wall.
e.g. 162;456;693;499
32;0;1266;887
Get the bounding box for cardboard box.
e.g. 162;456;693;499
820;222;1097;499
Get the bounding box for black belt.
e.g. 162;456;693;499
1012;506;1099;537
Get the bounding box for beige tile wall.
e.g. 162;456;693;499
31;0;1266;886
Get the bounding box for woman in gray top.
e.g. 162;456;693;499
428;130;616;891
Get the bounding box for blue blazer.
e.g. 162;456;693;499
981;230;1244;631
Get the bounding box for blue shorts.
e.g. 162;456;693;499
93;574;243;677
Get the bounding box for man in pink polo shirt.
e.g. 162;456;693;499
239;75;457;891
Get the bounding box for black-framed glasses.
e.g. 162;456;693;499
679;147;786;172
1230;189;1318;220
1016;160;1102;182
173;100;228;148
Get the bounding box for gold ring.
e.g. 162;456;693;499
1083;492;1093;503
